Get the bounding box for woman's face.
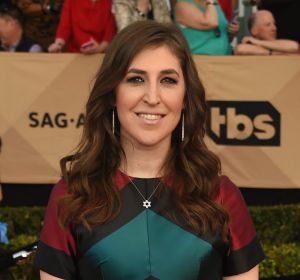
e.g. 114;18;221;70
115;45;185;149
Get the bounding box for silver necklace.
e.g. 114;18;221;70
127;177;161;209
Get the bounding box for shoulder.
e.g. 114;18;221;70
215;175;243;204
29;44;43;52
176;0;197;8
214;175;251;218
175;1;204;15
51;179;69;195
18;34;41;50
47;179;69;205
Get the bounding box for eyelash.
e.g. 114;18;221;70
126;76;144;84
161;77;178;84
126;76;178;85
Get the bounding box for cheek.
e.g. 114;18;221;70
165;91;185;113
115;91;135;124
116;92;132;112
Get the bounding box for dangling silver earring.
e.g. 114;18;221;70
112;109;115;135
181;112;184;142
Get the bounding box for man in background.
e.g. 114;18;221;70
11;0;62;50
234;10;299;55
256;0;300;44
0;3;42;52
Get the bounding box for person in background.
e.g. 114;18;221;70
48;0;116;54
0;3;43;52
11;0;62;50
34;20;264;279
234;10;299;55
112;0;172;32
175;0;239;55
256;0;300;44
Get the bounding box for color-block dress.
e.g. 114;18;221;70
34;171;264;279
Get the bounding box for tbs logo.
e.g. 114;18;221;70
207;101;280;146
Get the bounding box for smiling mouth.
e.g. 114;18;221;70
137;113;164;120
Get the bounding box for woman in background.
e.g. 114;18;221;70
175;0;239;54
113;0;172;32
48;0;116;54
35;20;264;279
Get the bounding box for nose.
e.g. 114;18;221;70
143;82;161;105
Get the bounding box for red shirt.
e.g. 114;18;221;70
218;0;233;21
56;0;116;52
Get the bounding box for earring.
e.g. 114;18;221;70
181;112;184;142
112;109;115;135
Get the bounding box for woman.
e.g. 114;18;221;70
34;21;264;279
48;0;116;54
175;0;239;55
112;0;172;32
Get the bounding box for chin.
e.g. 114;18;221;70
136;138;164;147
134;134;171;148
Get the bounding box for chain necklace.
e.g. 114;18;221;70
127;177;161;209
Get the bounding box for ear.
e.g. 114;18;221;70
251;26;258;37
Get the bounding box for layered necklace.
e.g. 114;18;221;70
127;177;161;209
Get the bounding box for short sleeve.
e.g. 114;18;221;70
215;176;265;276
34;180;77;279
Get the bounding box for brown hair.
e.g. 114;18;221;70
0;3;24;28
59;21;228;241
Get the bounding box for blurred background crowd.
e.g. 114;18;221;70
0;0;299;56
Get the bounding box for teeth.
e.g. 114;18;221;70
138;113;162;120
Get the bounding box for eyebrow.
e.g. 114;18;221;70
127;68;180;77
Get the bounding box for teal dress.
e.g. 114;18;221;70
176;0;231;55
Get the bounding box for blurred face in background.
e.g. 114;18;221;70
251;10;277;40
0;16;16;45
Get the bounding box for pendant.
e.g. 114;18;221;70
143;200;151;208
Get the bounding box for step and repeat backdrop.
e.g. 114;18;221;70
0;53;299;188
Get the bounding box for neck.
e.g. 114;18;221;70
120;139;170;178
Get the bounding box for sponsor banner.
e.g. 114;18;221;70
0;53;100;183
207;101;280;146
0;54;299;188
195;56;300;188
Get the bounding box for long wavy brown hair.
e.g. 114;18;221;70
59;21;229;241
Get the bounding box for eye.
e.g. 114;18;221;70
161;77;178;84
126;76;144;84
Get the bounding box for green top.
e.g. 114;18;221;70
176;0;232;55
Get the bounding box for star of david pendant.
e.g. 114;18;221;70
143;200;151;208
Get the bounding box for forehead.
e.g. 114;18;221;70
256;12;274;25
0;15;11;24
128;45;182;70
